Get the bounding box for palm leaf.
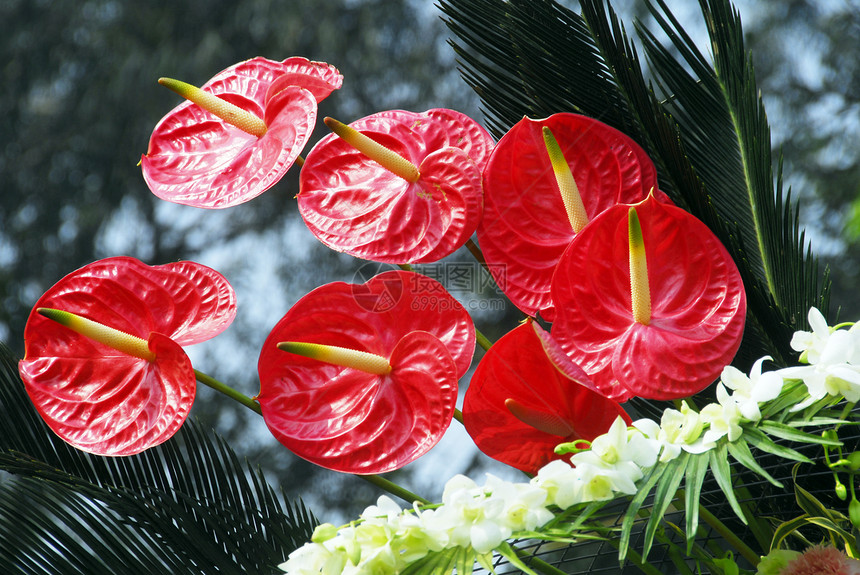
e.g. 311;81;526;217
0;341;315;574
439;0;830;370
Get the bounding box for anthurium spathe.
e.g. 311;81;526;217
463;321;630;474
141;56;342;208
551;194;746;401
256;270;475;474
18;257;237;456
478;113;670;321
297;108;494;263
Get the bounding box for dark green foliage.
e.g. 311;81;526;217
439;0;830;370
0;341;316;574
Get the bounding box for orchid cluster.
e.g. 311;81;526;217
10;44;856;575
280;314;860;575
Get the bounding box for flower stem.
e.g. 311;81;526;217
475;328;492;351
453;408;464;425
697;503;760;566
359;474;430;505
193;369;434;508
194;369;262;415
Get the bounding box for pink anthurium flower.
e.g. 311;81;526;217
18;257;237;456
478;113;670;321
141;56;342;208
256;270;475;474
463;320;630;474
297;108;494;263
551;194;746;401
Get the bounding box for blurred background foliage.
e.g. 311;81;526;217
0;0;858;524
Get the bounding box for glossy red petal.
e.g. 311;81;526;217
463;322;629;474
551;195;746;400
20;332;195;456
18;257;235;455
259;330;457;474
257;270;474;384
256;271;471;473
297;109;492;263
264;57;344;105
142;57;335;208
478;113;667;320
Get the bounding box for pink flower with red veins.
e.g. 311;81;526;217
257;270;475;474
298;108;494;263
551;194;746;401
479;113;669;321
141;56;342;208
19;257;236;456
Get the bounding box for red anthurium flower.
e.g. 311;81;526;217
297;108;494;263
463;320;630;474
141;56;342;208
478;113;670;321
551;194;746;401
18;257;237;456
257;270;475;474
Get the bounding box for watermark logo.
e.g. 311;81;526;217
350;262;403;313
349;261;508;314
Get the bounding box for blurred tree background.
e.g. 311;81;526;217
0;0;858;525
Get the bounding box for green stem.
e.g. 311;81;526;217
475;327;492;351
359;474;429;505
194;369;261;415
193;368;431;507
698;503;760;566
453;408;464;425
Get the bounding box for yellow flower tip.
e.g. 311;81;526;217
277;341;392;376
37;307;155;362
628;207;651;325
37;307;73;326
158;77;267;138
541;126;588;233
323;116;420;183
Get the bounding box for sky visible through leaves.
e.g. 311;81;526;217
1;0;858;521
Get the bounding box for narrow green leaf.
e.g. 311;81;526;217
794;483;847;523
619;463;670;562
496;542;540;575
727;438;783;487
684;452;710;549
805;516;855;546
476;551;496;575
643;452;689;560
771;514;811;550
708;443;747;524
455;546;473;575
742;426;811;463
760;420;843;446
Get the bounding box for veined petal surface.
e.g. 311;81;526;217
142;57;341;208
479;113;666;320
260;331;457;474
257;271;471;473
551;195;746;400
19;257;236;455
298;109;493;263
463;321;629;474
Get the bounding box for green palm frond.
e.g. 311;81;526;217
0;341;315;574
439;0;830;370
